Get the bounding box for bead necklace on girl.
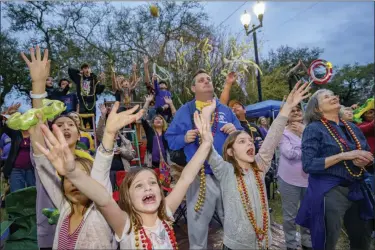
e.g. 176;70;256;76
198;82;310;249
36;101;214;250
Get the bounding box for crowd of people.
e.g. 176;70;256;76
0;45;374;250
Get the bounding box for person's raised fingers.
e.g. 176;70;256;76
20;52;31;66
29;47;36;62
36;45;41;61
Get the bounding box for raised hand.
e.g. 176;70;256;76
132;63;137;72
285;81;311;108
226;72;237;85
164;96;173;105
20;45;50;91
145;94;154;103
5;103;21;115
194;112;213;145
99;103;108;117
104;102;144;136
35;124;76;176
143;56;149;64
201;98;216;122
99;72;106;81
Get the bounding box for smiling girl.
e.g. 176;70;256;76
199;82;310;249
35;109;212;249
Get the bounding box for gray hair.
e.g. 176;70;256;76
304;89;334;124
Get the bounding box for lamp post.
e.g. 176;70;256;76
241;1;265;102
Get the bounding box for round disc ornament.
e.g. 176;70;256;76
308;59;333;85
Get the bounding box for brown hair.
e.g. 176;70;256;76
192;69;208;86
118;168;170;234
67;112;86;131
223;131;262;176
51;114;80;132
60;157;93;216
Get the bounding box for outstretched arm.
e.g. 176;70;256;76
165;112;213;213
219;72;237;105
20;45;50;155
143;56;150;84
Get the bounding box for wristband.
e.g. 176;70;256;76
30;91;47;99
99;143;114;155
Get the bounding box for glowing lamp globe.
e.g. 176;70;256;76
241;11;251;27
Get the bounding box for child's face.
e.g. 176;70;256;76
129;170;162;214
122;80;130;88
228;132;255;163
64;162;90;205
159;83;167;90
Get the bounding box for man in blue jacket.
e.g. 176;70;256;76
165;69;243;249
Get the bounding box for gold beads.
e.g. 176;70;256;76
194;167;206;212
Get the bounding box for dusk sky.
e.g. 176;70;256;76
1;1;374;67
110;1;375;67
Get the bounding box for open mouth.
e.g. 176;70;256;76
247;149;254;156
142;194;156;204
63;132;71;139
71;188;80;194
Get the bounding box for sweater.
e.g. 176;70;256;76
207;115;288;249
33;151;117;249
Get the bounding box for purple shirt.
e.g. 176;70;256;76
152;135;166;163
14;137;32;169
277;129;308;187
0;133;11;160
153;79;172;108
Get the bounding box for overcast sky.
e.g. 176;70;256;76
2;1;374;67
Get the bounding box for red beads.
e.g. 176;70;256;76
321;118;364;177
236;171;269;249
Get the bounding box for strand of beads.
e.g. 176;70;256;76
133;219;178;250
321;118;363;178
236;170;269;249
194;108;219;212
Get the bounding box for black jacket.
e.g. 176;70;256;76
1;125;24;179
141;119;168;155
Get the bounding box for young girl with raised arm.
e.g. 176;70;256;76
201;82;310;250
22;45;144;249
35;110;213;249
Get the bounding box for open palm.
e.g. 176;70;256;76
201;99;216;122
104;102;144;135
194;112;213;145
21;45;50;84
285;81;311;107
35;124;75;176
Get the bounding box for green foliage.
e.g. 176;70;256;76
323;63;374;106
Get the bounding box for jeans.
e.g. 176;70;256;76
10;168;36;192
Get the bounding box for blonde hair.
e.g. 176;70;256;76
223;131;262;176
151;115;168;132
61;157;93;216
118;168;171;234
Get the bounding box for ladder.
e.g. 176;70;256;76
79;113;97;149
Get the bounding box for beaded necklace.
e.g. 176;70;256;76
80;73;98;111
133;219;178;250
236;169;269;249
193;107;219;212
244;120;254;139
320;118;364;178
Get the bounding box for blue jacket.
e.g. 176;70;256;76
165;99;243;174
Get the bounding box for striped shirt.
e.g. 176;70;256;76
58;215;84;250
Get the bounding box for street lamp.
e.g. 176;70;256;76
241;1;265;102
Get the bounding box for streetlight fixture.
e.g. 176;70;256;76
241;1;265;102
